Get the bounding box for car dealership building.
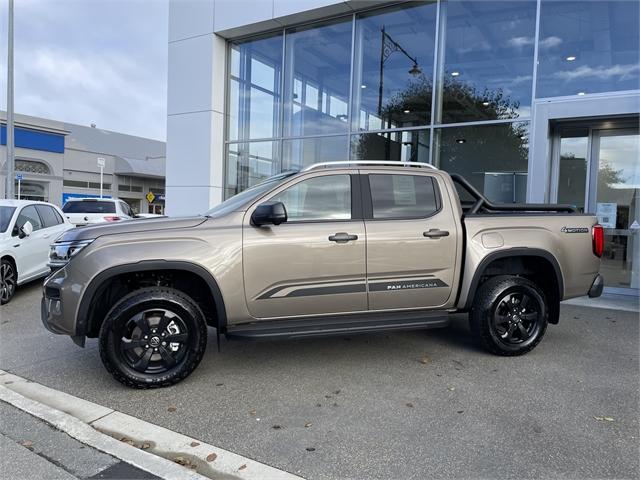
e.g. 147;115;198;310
1;113;167;214
168;0;639;293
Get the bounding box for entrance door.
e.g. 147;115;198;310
590;129;639;293
553;121;639;294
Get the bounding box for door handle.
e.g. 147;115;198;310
423;229;450;238
328;232;358;243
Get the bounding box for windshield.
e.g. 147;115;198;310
0;206;16;233
204;172;297;217
62;201;116;214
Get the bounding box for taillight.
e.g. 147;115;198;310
592;224;604;257
103;216;121;222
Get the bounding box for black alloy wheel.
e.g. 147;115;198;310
99;287;207;388
491;291;542;346
470;276;549;356
118;309;190;374
0;259;16;305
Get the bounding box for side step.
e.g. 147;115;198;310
225;311;450;340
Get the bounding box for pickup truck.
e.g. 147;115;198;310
41;161;604;388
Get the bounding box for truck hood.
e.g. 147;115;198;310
56;216;207;242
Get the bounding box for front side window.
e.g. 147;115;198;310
271;175;352;222
35;205;61;228
15;205;43;232
369;174;439;219
0;207;16;233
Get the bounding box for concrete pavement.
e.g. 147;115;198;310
1;281;639;479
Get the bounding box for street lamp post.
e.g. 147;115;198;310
97;157;105;198
377;26;422;118
5;0;15;199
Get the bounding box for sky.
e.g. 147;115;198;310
0;0;168;141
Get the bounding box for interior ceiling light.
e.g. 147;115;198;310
566;55;576;61
361;84;367;89
456;138;466;144
577;91;586;96
403;109;411;114
451;71;460;77
482;101;490;106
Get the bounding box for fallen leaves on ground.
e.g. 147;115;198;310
141;443;151;450
248;410;256;416
19;440;33;448
406;402;414;408
167;405;177;412
419;355;431;365
272;425;282;430
190;441;200;447
304;422;312;428
594;416;615;422
238;464;247;470
206;453;217;462
447;386;456;391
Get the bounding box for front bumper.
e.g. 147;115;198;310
40;266;87;339
588;274;604;298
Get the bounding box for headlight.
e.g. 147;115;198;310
49;239;94;268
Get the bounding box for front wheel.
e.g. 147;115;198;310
0;259;17;305
99;287;207;388
470;276;548;356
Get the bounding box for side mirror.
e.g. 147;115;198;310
251;201;287;227
19;221;34;239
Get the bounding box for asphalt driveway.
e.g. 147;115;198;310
1;281;638;480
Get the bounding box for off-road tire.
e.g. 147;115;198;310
470;275;548;356
99;287;207;388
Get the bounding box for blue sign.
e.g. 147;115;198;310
1;125;65;154
15;173;23;181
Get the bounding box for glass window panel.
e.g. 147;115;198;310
284;19;353;137
354;2;437;131
537;1;640;97
369;174;439;219
16;205;43;231
283;135;348;171
225;141;279;197
557;129;589;212
271;175;352;221
351;130;430;163
434;122;529;202
228;33;282;141
438;0;536;123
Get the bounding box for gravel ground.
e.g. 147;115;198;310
1;281;638;480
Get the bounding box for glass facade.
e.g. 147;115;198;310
225;0;639;201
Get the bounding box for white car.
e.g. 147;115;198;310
0;200;73;304
62;198;135;226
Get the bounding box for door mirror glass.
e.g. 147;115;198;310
251;201;287;226
19;221;34;238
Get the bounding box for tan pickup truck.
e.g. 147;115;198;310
41;161;603;388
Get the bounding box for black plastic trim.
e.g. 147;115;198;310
76;260;227;336
464;248;565;310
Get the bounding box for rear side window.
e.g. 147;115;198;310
369;174;440;219
35;205;62;228
62;201;116;214
15;205;43;232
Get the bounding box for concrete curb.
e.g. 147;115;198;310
0;371;303;480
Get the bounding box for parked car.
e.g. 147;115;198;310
42;161;603;388
0;200;73;304
62;198;135;226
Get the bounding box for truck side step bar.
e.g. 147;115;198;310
225;311;450;340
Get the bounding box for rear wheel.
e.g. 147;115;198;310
0;259;17;305
99;287;207;388
470;276;548;356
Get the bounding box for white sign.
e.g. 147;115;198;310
97;157;106;167
596;202;617;229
